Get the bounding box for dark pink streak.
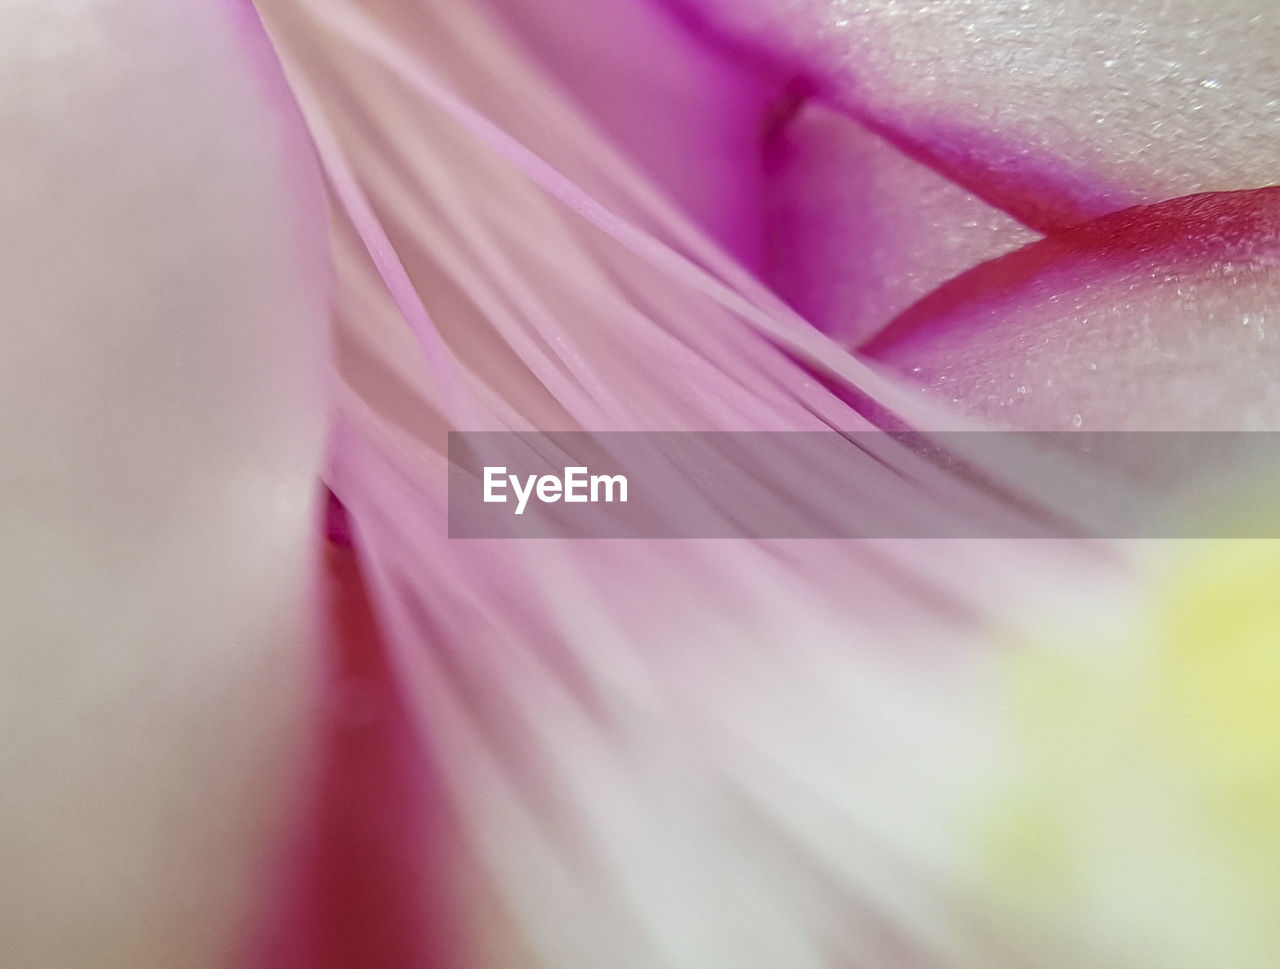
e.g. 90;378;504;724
250;497;459;969
863;186;1280;356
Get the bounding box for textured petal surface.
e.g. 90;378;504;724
865;188;1280;430
678;0;1280;230
0;3;329;967
764;100;1039;345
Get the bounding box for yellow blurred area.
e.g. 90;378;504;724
974;539;1280;968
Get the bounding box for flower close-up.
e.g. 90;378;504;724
1;1;1278;968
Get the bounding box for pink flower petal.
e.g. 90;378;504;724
0;3;329;966
677;0;1280;229
764;100;1039;345
479;0;787;270
864;188;1280;429
260;3;1134;967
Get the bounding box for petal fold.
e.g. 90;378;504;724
677;0;1280;230
865;188;1280;430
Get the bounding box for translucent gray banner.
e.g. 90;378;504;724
448;432;1280;538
